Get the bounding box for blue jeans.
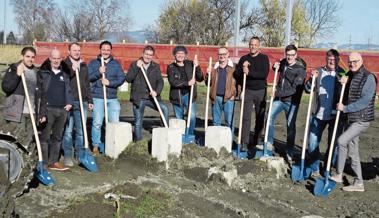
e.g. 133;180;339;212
308;116;342;172
212;95;235;134
173;93;197;135
62;101;88;158
268;100;299;152
91;98;121;147
133;99;169;141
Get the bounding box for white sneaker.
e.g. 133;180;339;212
342;181;364;192
63;157;74;167
330;173;343;183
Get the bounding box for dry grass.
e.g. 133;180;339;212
0;45;25;64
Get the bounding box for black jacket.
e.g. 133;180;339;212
63;57;93;104
126;60;164;106
275;57;306;104
37;58;73;119
167;60;203;105
2;62;39;122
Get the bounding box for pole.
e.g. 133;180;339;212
284;0;293;46
234;0;240;57
3;0;6;44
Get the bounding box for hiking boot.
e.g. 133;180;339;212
63;157;74;167
48;162;69;171
330;173;343;183
342;181;364;192
92;146;100;156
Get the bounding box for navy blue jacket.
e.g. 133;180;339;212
88;55;126;99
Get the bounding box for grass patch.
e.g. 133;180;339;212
0;45;25;64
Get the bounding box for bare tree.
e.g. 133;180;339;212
11;0;56;43
302;0;341;46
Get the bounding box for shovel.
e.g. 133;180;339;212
99;57;108;153
234;73;247;158
291;75;316;182
139;66;168;128
20;70;55;185
182;55;197;144
255;67;279;158
314;82;346;197
75;69;98;172
204;57;212;129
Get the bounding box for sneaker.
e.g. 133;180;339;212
256;143;273;151
330;173;343;183
48;162;69;171
342;181;365;192
63;157;74;167
311;171;321;178
92;146;100;156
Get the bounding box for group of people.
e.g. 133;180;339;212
2;36;376;192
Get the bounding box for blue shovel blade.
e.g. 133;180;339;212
232;144;248;159
291;164;312;182
182;134;195;144
314;177;336;197
78;150;98;172
36;161;55;186
254;149;273;159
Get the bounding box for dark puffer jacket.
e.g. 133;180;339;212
126;60;164;106
275;57;306;104
167;60;203;105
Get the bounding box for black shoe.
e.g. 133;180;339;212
240;144;248;152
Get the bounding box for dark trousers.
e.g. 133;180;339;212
241;88;266;147
40;107;68;165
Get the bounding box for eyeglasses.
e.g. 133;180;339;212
218;53;228;56
286;53;296;57
348;59;361;64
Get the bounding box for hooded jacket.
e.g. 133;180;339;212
37;58;73;119
88;55;126;99
275;57;307;104
2;62;39;122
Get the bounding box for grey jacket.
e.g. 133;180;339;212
2;62;39;123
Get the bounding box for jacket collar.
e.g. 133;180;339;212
214;58;233;69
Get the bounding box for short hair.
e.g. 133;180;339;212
218;46;229;52
326;49;339;60
143;45;155;54
68;42;81;51
100;40;112;49
285;44;297;53
249;36;260;42
21;47;36;56
172;45;188;55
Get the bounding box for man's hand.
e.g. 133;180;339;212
242;61;250;75
337;103;344;111
39;116;46;123
88;103;94;111
150;90;157;97
101;78;110;86
207;66;212;74
188;78;196;86
273;62;280;70
99;65;106;74
17;63;25;76
64;104;72;111
193;57;198;67
311;69;319;78
340;76;348;85
72;62;80;72
137;60;143;68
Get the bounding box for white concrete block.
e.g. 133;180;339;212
152;127;182;162
105;122;133;159
205;126;232;154
169;119;186;134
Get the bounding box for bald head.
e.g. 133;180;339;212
49;49;62;70
348;52;363;72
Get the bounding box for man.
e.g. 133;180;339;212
167;45;203;135
304;49;345;176
2;47;38;146
331;52;377;192
88;41;126;155
62;42;93;166
126;45;169;141
38;49;73;171
269;44;306;162
235;36;269;151
207;47;237;133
